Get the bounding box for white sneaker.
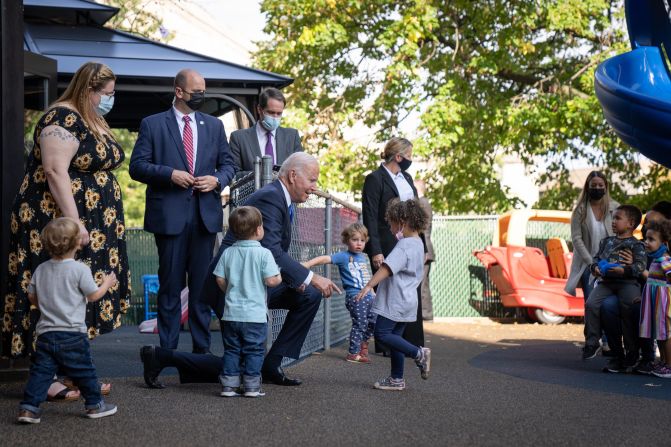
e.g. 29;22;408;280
220;386;241;397
85;402;117;419
415;347;431;379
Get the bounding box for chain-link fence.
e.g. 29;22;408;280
430;216;573;318
125;160;361;362
124;166;576;356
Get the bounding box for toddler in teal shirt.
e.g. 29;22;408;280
213;206;281;397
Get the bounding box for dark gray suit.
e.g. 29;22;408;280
230;124;303;174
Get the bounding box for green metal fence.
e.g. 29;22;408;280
429;216;573;318
123;215;574;324
122;229;158;325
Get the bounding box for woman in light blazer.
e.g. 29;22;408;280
565;171;619;298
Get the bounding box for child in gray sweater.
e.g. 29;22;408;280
582;205;646;363
17;217;117;424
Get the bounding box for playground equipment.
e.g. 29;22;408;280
474;210;583;324
594;0;671;168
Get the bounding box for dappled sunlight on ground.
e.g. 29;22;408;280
424;320;584;347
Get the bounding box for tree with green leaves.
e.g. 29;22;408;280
254;0;671;213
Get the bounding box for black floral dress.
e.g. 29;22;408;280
1;107;131;358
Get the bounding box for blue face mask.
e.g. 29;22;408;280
260;114;281;132
647;245;668;260
96;94;114;116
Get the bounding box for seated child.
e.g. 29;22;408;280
303;223;375;363
639;220;671;378
214;206;282;398
583;205;645;363
17;217;118;424
355;198;431;391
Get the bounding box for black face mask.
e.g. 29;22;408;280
588;188;605;200
398;156;412;171
185;91;205;111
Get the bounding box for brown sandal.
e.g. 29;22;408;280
62;379;111;396
46;386;80;402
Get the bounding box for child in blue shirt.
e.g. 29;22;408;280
213;206;281;398
303;223;375;363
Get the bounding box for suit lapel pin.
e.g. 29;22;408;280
199;121;204;125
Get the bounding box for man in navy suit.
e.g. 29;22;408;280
140;153;340;388
130;69;235;353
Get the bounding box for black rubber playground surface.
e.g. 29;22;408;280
470;341;671;401
1;323;670;446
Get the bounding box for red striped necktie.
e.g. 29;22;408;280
182;115;194;174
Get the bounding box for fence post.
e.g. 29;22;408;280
323;197;333;350
253;156;261;191
261;155;273;187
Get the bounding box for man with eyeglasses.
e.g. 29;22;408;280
130;68;236;355
230;87;303;178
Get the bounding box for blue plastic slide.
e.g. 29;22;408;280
594;0;671;168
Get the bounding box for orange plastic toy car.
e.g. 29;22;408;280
474;210;583;324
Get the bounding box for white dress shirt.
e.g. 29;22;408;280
382;164;414;201
279;180;313;286
173;107;198;169
256;123;277;164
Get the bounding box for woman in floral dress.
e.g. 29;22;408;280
1;62;130;397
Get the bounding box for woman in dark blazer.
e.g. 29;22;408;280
362;137;425;351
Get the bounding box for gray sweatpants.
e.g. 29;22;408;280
584;279;641;355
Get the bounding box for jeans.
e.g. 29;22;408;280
345;294;375;354
580;267;593;300
374;315;421;379
601;294;655;362
220;321;267;389
20;331;102;414
584;280;640;352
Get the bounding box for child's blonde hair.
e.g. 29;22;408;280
341;223;369;244
41;217;80;257
385;198;428;232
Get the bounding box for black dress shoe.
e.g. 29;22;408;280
140;345;165;389
261;366;302;386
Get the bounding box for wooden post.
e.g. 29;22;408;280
0;0;29;376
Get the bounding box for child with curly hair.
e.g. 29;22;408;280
355;198;430;390
639;219;671;378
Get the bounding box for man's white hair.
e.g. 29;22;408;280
278;152;318;179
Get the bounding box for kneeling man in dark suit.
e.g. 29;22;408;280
141;153;340;388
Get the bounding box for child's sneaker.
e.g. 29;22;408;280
373;376;405;391
85;402;117;419
346;353;370;364
581;344;601;360
634;360;655;375
603;358;626;373
360;341;369;357
17;409;40;424
243;387;266;398
220;386;241;397
652;364;671;378
415;347;431;379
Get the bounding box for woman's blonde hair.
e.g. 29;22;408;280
54;62;116;142
380;137;412;163
41;217;80;257
576;170;612;224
